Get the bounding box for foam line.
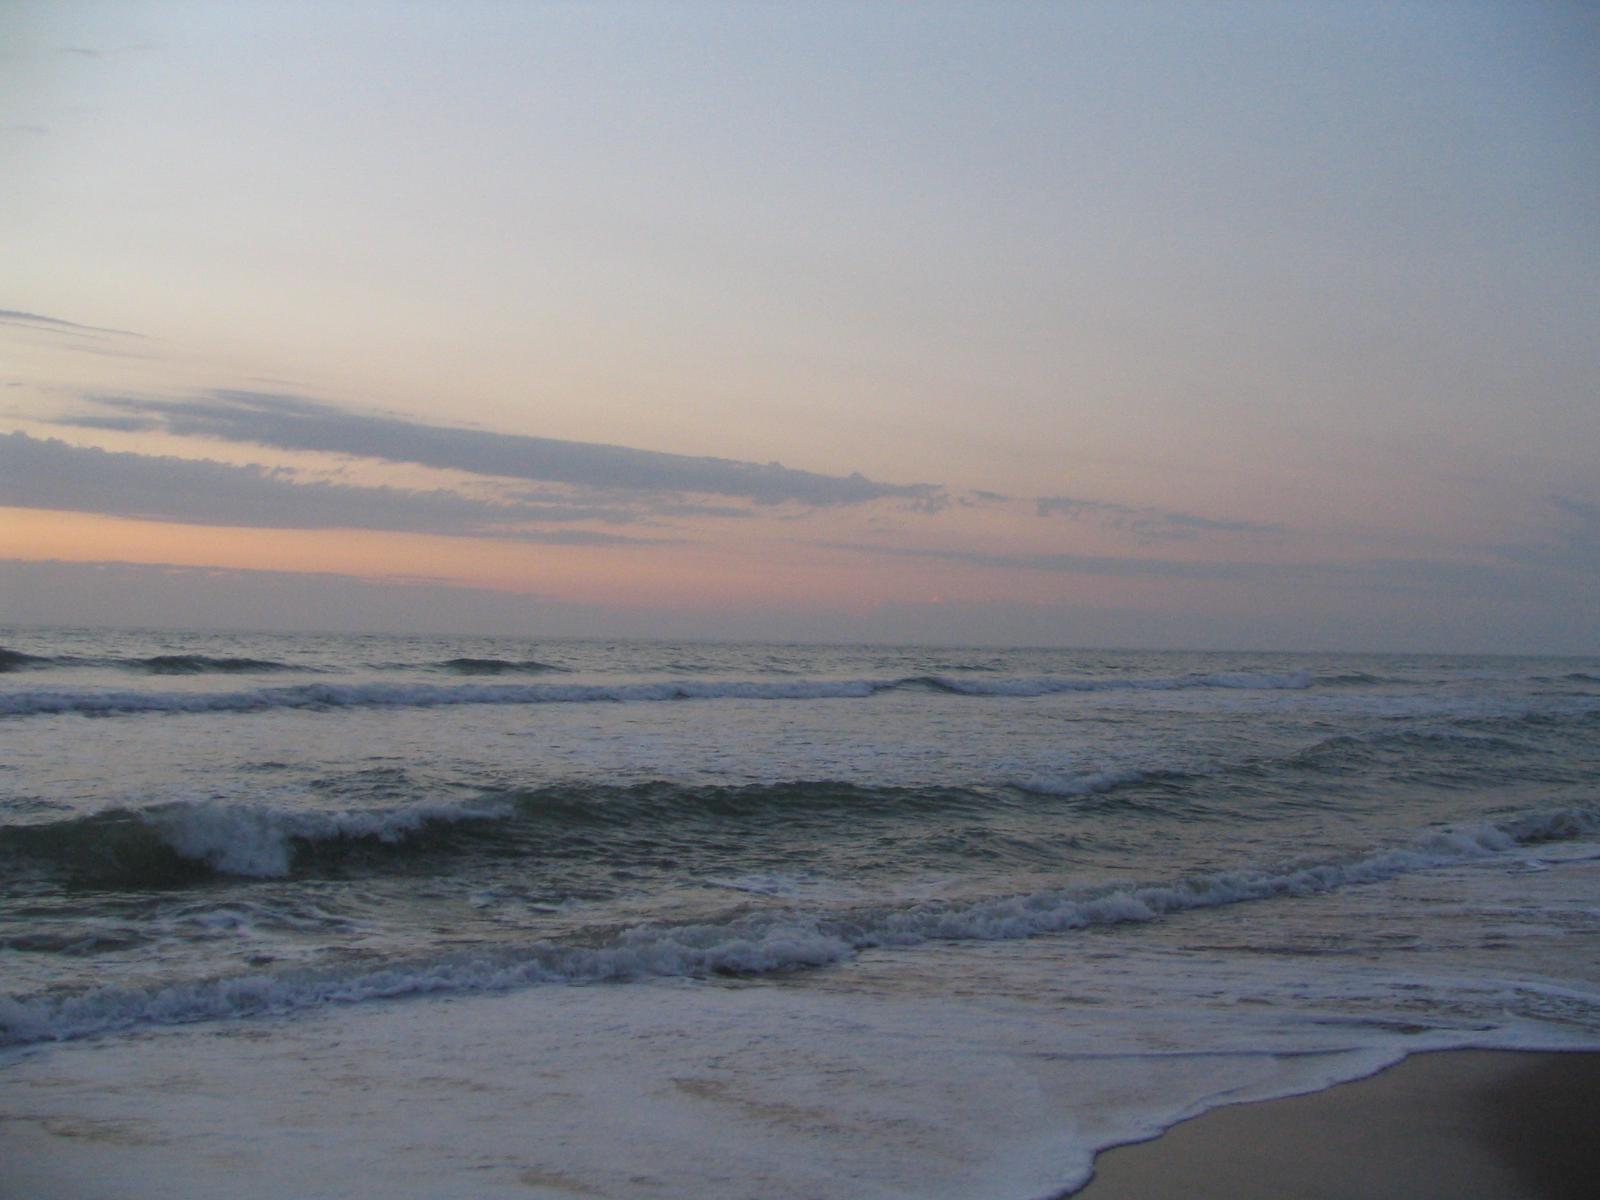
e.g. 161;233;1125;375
4;806;1593;1047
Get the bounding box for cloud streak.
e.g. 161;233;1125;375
1036;495;1284;542
0;558;575;637
821;538;1562;600
0;308;143;339
0;433;668;545
1489;495;1600;577
822;539;1253;581
64;390;943;508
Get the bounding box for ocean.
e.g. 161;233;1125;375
4;628;1600;1197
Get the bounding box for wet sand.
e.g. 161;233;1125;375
1076;1049;1600;1199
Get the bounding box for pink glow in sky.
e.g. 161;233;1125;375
2;3;1596;651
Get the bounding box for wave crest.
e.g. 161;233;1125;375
0;798;509;883
4;805;1594;1046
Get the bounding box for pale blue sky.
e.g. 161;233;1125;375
2;2;1596;649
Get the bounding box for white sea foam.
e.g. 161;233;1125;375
144;797;510;877
9;908;1599;1200
6;808;1595;1047
1006;767;1153;797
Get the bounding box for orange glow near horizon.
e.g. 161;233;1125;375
0;506;1168;617
0;507;593;591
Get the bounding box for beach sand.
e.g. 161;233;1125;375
1076;1049;1600;1200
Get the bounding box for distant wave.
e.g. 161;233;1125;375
0;647;301;674
136;654;298;674
1315;671;1394;686
1289;727;1536;765
0;678;882;718
4;805;1594;1046
906;669;1314;697
0;648;51;673
0;670;1326;719
1007;715;1589;805
0;647;570;676
435;657;566;675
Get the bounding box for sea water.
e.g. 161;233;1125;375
3;629;1599;1196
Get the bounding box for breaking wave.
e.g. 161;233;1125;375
0;797;513;884
4;805;1594;1047
1007;768;1185;799
0;782;995;885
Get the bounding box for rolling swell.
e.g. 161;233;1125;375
0;669;1325;719
0;782;999;886
3;713;1589;889
0;810;217;887
436;657;566;675
7;722;1577;890
138;655;298;674
0;648;567;676
0;647;52;672
4;805;1594;1047
905;668;1313;696
0;648;302;674
0;799;511;884
1013;715;1596;813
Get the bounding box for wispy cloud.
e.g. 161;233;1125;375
0;432;669;545
63;390;944;509
1036;495;1285;542
821;538;1559;599
1489;495;1600;577
0;558;573;637
820;539;1253;581
1550;495;1600;568
54;43;162;60
0;308;143;339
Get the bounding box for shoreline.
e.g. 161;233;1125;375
1075;1048;1600;1200
5;851;1599;1199
5;974;1600;1198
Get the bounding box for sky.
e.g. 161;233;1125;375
2;1;1596;652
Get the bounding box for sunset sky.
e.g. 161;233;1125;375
2;1;1596;651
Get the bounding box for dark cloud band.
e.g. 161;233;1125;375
0;432;668;545
67;390;942;508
